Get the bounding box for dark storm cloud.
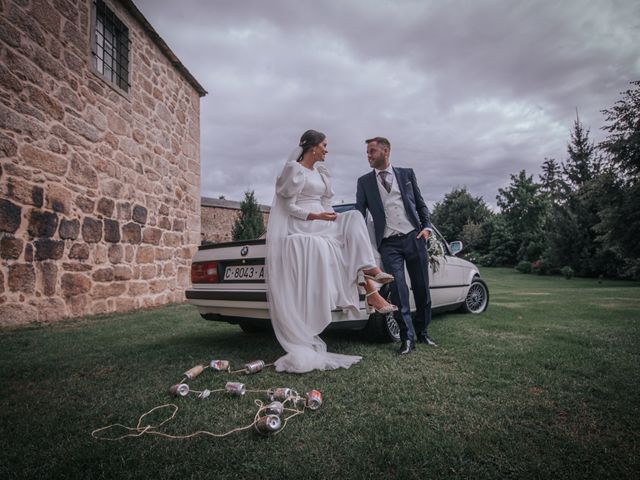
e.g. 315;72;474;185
135;0;640;208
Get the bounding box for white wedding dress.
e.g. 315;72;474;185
266;156;376;373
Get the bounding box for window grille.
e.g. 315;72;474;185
92;0;130;92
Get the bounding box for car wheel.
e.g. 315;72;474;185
365;310;401;343
461;277;489;314
364;287;400;342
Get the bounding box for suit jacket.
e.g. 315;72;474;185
355;167;432;249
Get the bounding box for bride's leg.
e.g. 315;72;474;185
361;266;394;285
363;279;395;310
338;211;391;285
357;268;386;286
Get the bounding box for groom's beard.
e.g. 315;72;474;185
369;153;385;169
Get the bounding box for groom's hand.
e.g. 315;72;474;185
416;228;431;240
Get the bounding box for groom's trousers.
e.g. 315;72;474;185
379;230;432;342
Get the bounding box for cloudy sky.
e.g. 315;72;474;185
135;0;639;209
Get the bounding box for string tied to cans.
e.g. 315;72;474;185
169;358;274;399
178;358;272;381
91;357;323;440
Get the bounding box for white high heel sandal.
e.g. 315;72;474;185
358;270;395;286
365;291;398;314
363;271;394;285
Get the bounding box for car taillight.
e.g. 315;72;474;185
191;261;219;284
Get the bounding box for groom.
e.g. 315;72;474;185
355;137;436;355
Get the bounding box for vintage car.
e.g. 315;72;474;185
186;203;489;342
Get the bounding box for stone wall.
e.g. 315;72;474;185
201;197;270;244
0;0;205;325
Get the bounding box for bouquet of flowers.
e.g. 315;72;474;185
427;237;445;273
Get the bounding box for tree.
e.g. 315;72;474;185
231;190;265;241
600;80;640;180
431;187;492;242
539;158;564;201
563;112;601;189
594;82;640;277
596;177;640;271
496;170;546;262
461;220;493;255
544;203;583;272
540;114;613;276
486;214;519;266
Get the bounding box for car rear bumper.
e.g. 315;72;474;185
185;287;371;324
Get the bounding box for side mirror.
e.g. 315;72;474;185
449;241;463;255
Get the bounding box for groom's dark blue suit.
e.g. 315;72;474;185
355;167;433;343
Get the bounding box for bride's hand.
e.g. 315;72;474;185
308;212;337;221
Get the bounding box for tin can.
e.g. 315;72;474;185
305;390;323;410
184;364;205;380
198;389;211;400
210;360;230;371
265;401;284;416
225;381;246;396
268;387;293;401
244;360;265;374
255;415;282;435
169;383;190;397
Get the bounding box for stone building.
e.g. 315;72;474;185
201;197;270;244
0;0;207;325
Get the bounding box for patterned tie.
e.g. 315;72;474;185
379;171;392;193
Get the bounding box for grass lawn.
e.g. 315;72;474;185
1;268;639;479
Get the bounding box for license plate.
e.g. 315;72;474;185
223;265;265;281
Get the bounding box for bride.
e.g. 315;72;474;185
266;129;397;373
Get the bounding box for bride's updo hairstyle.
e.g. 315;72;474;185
297;129;326;162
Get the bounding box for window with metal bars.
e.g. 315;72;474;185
91;0;130;92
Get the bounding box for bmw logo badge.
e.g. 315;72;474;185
240;246;249;257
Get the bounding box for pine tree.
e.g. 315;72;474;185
600;80;640;180
563;112;600;188
545;115;604;275
539;158;564;200
596;81;640;277
231;190;265;241
496;170;546;261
